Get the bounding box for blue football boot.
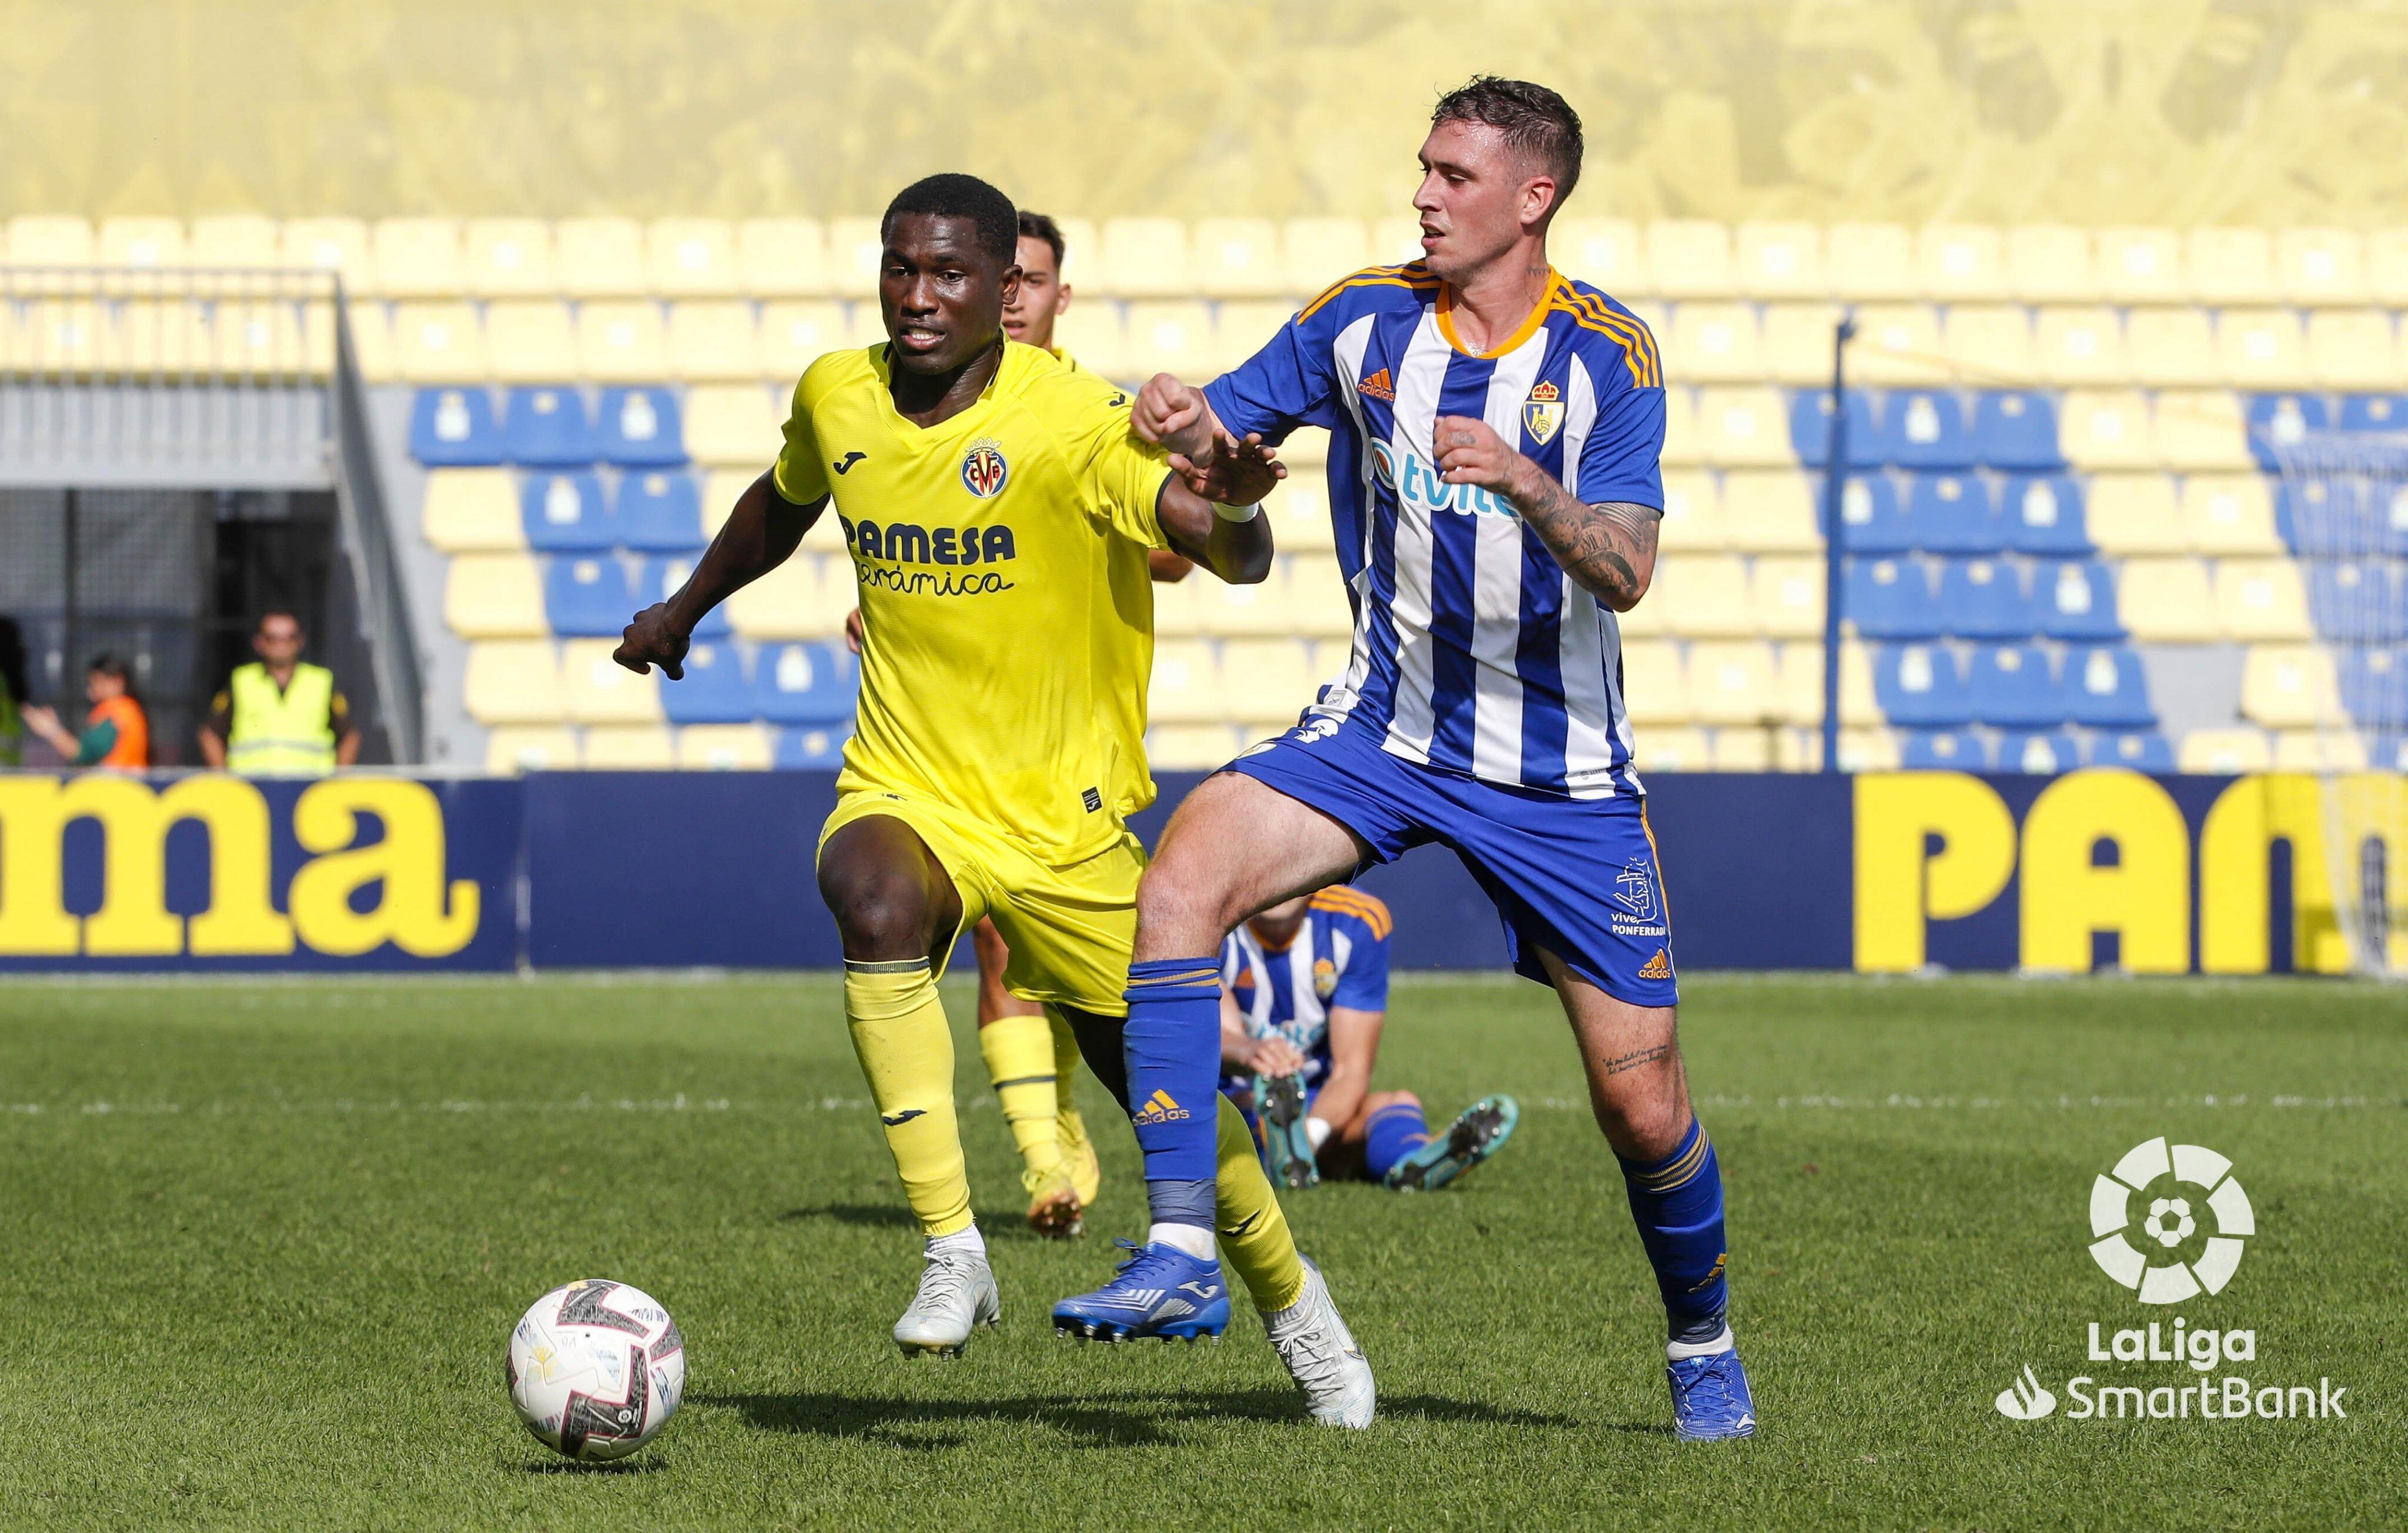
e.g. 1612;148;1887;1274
1257;1072;1319;1189
1052;1239;1232;1342
1668;1347;1758;1440
1383;1094;1519;1191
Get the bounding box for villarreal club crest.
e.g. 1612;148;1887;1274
1522;379;1564;446
961;437;1010;499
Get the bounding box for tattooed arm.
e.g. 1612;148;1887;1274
1431;413;1662;611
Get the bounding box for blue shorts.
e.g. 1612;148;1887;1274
1224;720;1678;1007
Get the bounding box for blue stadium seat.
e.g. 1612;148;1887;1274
2000;473;2090;555
2338;393;2408;432
545;555;635;637
754;641;859;724
2032;557;2123;640
504;386;598;467
520;471;614;552
1967;643;2064;727
1845;556;1942;639
597;386;687;467
636;555;728;638
1899;729;1989;769
1938;557;2033;639
616;471;705;553
1971;390;2062;470
2338;646;2406;722
2307;560;2407;642
1790;388;1878;469
1828;473;1909;553
1913;473;2005;554
1996;730;2080;774
659;640;754;724
774;720;856;769
2062;644;2156;727
2245;392;2330;469
2275;480;2405;556
410;386;504;466
2088;731;2176;772
1873;643;1972;726
1878;389;1972;470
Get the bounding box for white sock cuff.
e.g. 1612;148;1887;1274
1667;1324;1734;1361
1148;1221;1216;1260
928;1223;985;1259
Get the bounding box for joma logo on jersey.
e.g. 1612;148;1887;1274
960;438;1009;498
838;515;1016;567
1367;439;1516;519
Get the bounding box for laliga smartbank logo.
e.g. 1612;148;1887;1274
1992;1138;2350;1424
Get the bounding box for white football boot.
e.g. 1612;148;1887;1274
892;1246;1001;1357
1262;1257;1375;1427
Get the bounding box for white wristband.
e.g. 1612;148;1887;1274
1212;500;1262;523
1305;1116;1333;1151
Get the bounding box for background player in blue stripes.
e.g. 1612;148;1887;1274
1056;76;1757;1441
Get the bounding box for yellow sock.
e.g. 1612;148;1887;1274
1214;1095;1308;1311
844;959;972;1238
1049;1008;1090;1150
978;1011;1063;1175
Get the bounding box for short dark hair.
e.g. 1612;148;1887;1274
881;173;1019;267
87;653;130;682
1431;76;1584;208
256;609;303;635
1017;211;1066;271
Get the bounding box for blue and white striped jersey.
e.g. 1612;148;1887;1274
1220;889;1394;1088
1203;262;1665;799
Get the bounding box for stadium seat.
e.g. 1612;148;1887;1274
1695;387;1791;466
1282;218;1372;295
2216;309;2311;391
1967;392;2059;472
1632;726;1712;772
410;386;504;465
2059;390;2157;470
2125;307;2216;387
636;555;728;638
752;641;858;724
1894;724;1979;773
2306;310;2399;391
775;721;857;770
1827;223;1915;300
1194;559;1297;636
648;218;739;298
726;551;834;639
1644;221;1731;299
1222;639;1323;728
2185;227;2276;304
557;218;646;298
189;214;276;268
2032;308;2129;386
758;300;854;378
484;726;580;774
1997;730;2081;774
597;386;684;467
1722;470;1821;552
2096;228;2185;303
1123;301;1216;379
1828;473;1907;554
1141;722;1238;773
1200;299;1287;373
616;472;704;553
1877;390;1972;470
658;641;754;725
446;553;549;638
2178;728;2273;773
2278;228;2369;305
2116;558;2222;641
2273;730;2372;771
392;302;487;382
1847;305;1946;385
1845;556;1941;640
2001;473;2089;555
581;726;675;768
1657;386;1701;467
822;218;885;299
210;295;317;375
1765;642;1860;726
1619;642;1688;724
502;386;597;466
422;469;523;552
1939;557;2031;639
2276;477;2407;556
1788;388;1876;468
1942;306;2036;383
342;301;394;380
96;216;184;268
2082;473;2184;555
1750;555;1825;639
2063;643;2156;727
2338;646;2408;723
1708;727;1781;771
1369;216;1426;266
8;213;94;265
1873;643;1971;727
464;219;556;297
1665;303;1761;383
2307;560;2406;642
667;301;763;381
2032;556;2123;640
1269;475;1333;555
578;302;671;382
483;302;579;383
280;218;372;292
2241;644;2342;727
464;641;566;725
2337;392;2408;432
1911;473;1999;553
684;383;778;466
1148;639;1222;723
1285;554;1352;636
1049;305;1128;379
1733;222;1824;299
1968;643;2062;726
1098;218;1191;299
674;723;774;770
2214;558;2315;640
2088;731;2176;771
520;472;613;552
562;638;664;724
1556;219;1646;296
1919;225;2006;301
545;555;636;637
2180;473;2280;555
1190;218;1283;298
1757;302;1844;385
737;218;830;297
1657;470;1727;552
1687;642;1782;726
373;218;464;298
2244;390;2328;469
1658;555;1751;638
1832;726;1903;771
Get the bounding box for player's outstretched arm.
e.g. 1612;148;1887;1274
1131;373;1229;465
1156;437;1279;586
1433;415;1661;611
615;469;824;677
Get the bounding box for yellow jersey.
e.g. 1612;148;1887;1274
773;340;1176;862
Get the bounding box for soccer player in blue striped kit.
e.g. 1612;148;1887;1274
1052;77;1754;1440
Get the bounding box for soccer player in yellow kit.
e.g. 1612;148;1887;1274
614;175;1371;1425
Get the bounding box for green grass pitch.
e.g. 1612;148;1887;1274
1;973;2400;1530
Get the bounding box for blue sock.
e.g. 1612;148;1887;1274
1362;1101;1430;1181
1122;957;1225;1229
1618;1118;1730;1344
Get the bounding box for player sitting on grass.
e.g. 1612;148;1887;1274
614;173;1373;1427
1220;889;1519;1191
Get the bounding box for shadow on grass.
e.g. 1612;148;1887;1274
518;1456;668;1475
697;1388;1593;1449
780;1204;918;1228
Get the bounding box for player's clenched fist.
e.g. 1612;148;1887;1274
614;603;690;680
1132;372;1212;456
1433;414;1523;489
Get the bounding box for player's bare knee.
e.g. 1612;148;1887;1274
1367;1089;1419;1113
820;866;934;960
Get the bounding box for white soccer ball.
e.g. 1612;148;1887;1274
507;1279;686;1461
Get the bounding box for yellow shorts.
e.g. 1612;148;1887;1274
817;791;1145;1016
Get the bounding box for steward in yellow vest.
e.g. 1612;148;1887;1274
199;612;360;776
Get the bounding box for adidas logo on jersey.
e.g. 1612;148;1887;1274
1131;1088;1192;1124
1356;368;1395;401
1638;948;1673;980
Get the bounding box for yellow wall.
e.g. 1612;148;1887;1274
8;1;2408;225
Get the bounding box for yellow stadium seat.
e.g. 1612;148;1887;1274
700;469;754;541
1692;386;1789;466
2058;389;2156;470
373;218;463;299
577;301;670;382
2214;559;2313;641
1688;641;1781;726
392;302;487;383
2032;307;2129;385
677;723;774;770
1663;302;1760;383
1734;222;1825;299
98;216;186;268
2179;728;2272;774
823;218;884;300
1123;300;1215;379
1918;225;2006;300
464;219;556;296
1100;218;1191;299
1764;643;1862;729
2125;307;2216;387
1285;553;1354;637
2277;229;2367;305
282;218;373;292
464;642;567;725
484;726;580;773
2241;644;2342;728
481;302;577;383
8;214;95;265
2180;474;2280;555
2216;308;2313;389
98;300;201;374
2306;309;2399;390
2117;557;2222;641
2096;228;2185;303
211;296;319;375
2153;390;2252;472
1370;217;1426;266
1150;574;1205;637
1281;427;1330;469
2368;228;2408;305
1051;303;1128;379
2185;228;2275;304
1211;300;1296;373
1723;469;1821;552
1759;302;1844;385
1847;304;1945;385
422;469;523;552
563;639;664;724
1148;639;1222;723
685;383;780;466
727;551;840;639
1269;474;1332;555
1193;560;1295;636
1554;219;1644;296
1633;727;1712;771
1149;723;1245;771
738;218;831;298
1620;642;1688;725
1826;223;1916;300
583;726;675;767
668;300;764;381
1192;218;1283;298
6;299;103;376
343;300;394;380
2006;225;2096;302
556;218;646;298
759;300;854;378
1834;726;1903;772
1644;221;1732;299
189;215;280;268
1657;386;1701;467
1283;218;1372;295
1708;728;1779;771
1657;554;1750;637
1751;555;1825;639
1657;470;1726;552
2272;731;2368;772
1222;638;1322;726
648;218;738;298
446;553;547;638
1942;305;2036;385
1054;218;1102;277
2082;473;2185;555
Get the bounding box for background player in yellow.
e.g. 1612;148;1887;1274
614;175;1373;1426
